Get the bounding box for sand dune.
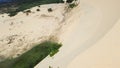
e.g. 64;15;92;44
35;0;120;68
0;0;120;68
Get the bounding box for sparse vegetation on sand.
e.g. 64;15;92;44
0;41;62;68
0;0;64;16
68;3;77;8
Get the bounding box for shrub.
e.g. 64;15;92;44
66;0;74;3
8;12;17;17
49;66;52;68
38;5;40;7
25;10;31;13
68;3;77;8
36;9;40;11
48;8;53;12
24;10;31;15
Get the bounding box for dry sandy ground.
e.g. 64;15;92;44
0;4;67;61
35;0;120;68
67;19;120;68
67;0;120;68
0;0;120;68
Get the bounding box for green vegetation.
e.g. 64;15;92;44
23;10;32;16
66;0;74;3
49;66;52;68
0;41;62;68
0;0;64;16
68;3;77;8
38;5;40;7
36;9;40;11
48;8;53;12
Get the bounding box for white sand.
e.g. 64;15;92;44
67;0;120;68
67;19;120;68
35;0;120;68
0;4;67;61
0;0;120;68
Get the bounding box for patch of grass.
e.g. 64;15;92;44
0;41;62;68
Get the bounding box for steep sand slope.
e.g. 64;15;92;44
35;0;120;68
67;19;120;68
67;0;120;68
35;2;101;68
